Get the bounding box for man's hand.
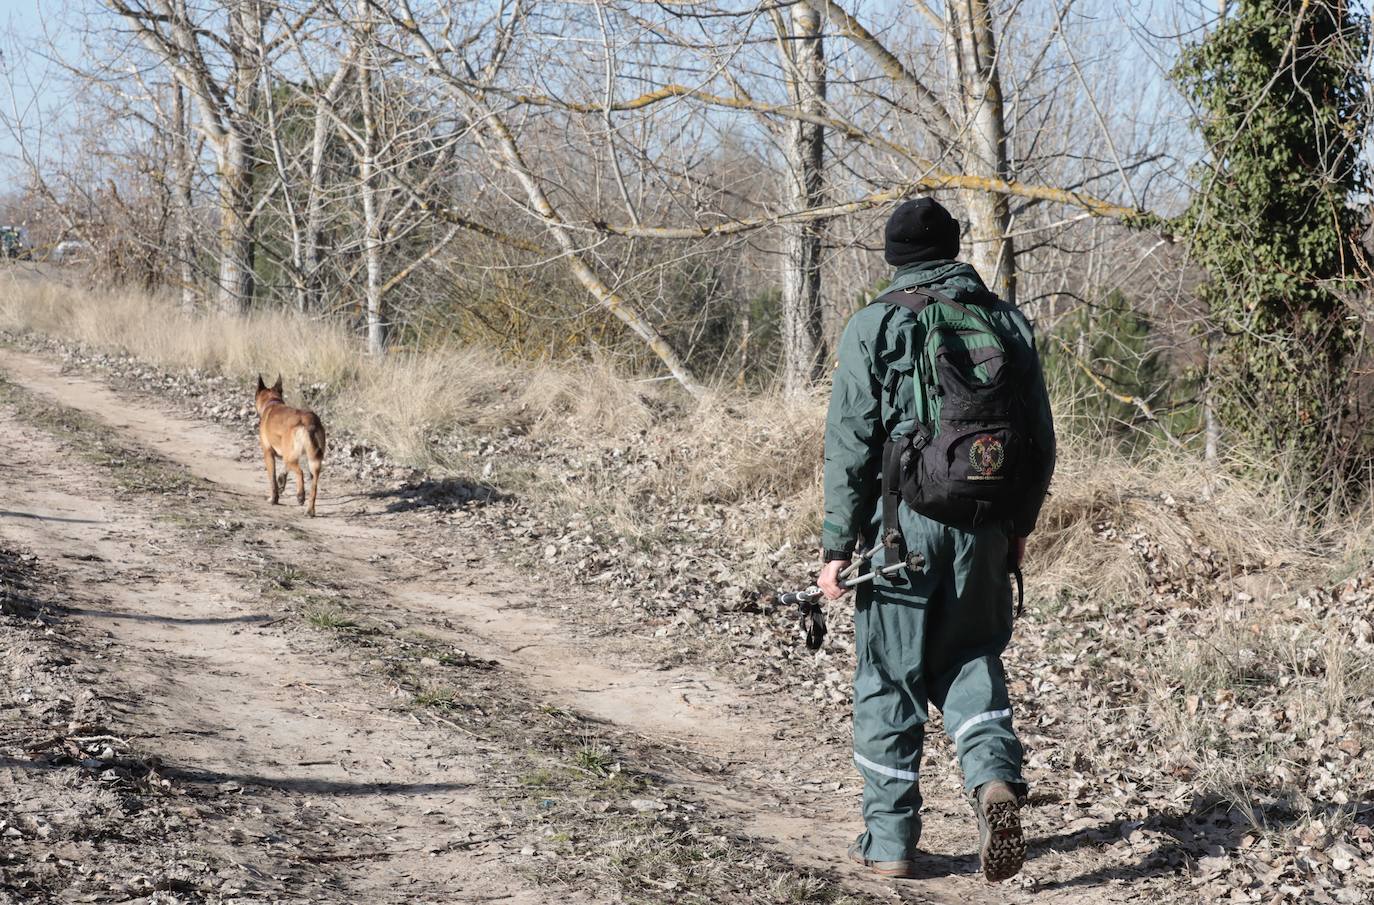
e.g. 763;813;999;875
818;559;850;600
1011;536;1027;568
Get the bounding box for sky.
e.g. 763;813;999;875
0;0;1331;203
0;0;76;176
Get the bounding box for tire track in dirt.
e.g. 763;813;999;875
0;402;566;903
0;345;1151;904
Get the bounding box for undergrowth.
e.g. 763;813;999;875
2;273;1371;826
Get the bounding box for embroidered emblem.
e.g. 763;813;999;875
969;435;1005;476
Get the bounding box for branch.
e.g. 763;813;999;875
378;223;461;299
506;84;925;168
797;0;955;141
506;85;1161;234
589;172;1153;240
1047;332;1184;449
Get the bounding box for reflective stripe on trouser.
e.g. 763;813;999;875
851;506;1026;862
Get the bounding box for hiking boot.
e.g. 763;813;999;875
847;842;919;879
974;781;1025;882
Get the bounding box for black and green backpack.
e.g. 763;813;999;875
875;285;1042;539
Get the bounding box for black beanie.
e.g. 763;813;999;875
884;197;960;266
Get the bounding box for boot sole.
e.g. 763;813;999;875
980;800;1025;882
847;846;919;879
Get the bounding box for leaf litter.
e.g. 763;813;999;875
4;330;1372;902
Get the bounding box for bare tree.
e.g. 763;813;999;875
169;84;200;311
373;0;705;392
947;0;1015;304
105;0;272;313
779;2;827;396
354;0;385;352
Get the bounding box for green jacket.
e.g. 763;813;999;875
820;260;1056;556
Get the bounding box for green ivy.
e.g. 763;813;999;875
1172;0;1369;487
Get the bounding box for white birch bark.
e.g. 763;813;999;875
356;1;386;355
948;0;1016;305
171;85;198;312
215;127;255;314
780;2;827;397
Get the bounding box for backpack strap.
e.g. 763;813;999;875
872;287;946;574
880;422;934;577
876;285;994;319
880;438;904;563
874;285;935;318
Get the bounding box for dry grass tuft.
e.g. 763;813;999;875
1034;448;1321;606
513;359;657;435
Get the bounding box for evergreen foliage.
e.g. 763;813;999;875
1043;292;1184;450
1173;0;1370;484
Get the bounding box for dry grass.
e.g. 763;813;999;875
4;272;1371;865
0;274;659;461
0;272;1336;581
1034;447;1321;605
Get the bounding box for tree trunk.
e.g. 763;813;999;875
303;61;353;313
736;310;751;390
948;0;1015;305
211;0;262;315
780;2;827;396
171;85;198;312
215;131;255;315
357;23;386;355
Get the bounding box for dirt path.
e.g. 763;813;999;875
0;383;576;903
0;345;1159;904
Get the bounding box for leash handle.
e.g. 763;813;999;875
1011;565;1024;617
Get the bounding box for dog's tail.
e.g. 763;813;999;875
308;421;327;463
298;420;326;516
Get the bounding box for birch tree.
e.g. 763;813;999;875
946;0;1015;304
779;2;828;396
169;85;200;310
353;0;385;352
105;0;271;314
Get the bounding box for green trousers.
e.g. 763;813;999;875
851;506;1025;861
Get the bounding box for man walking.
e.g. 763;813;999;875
819;197;1055;882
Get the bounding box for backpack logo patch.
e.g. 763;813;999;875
969;435;1006;477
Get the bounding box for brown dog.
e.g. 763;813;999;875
254;375;326;517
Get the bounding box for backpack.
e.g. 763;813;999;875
874;285;1041;539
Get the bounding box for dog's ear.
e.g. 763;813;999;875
272;374;283;393
256;374;266;392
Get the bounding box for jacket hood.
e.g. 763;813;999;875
886;260;990;303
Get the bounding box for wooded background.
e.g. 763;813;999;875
1;0;1370;494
